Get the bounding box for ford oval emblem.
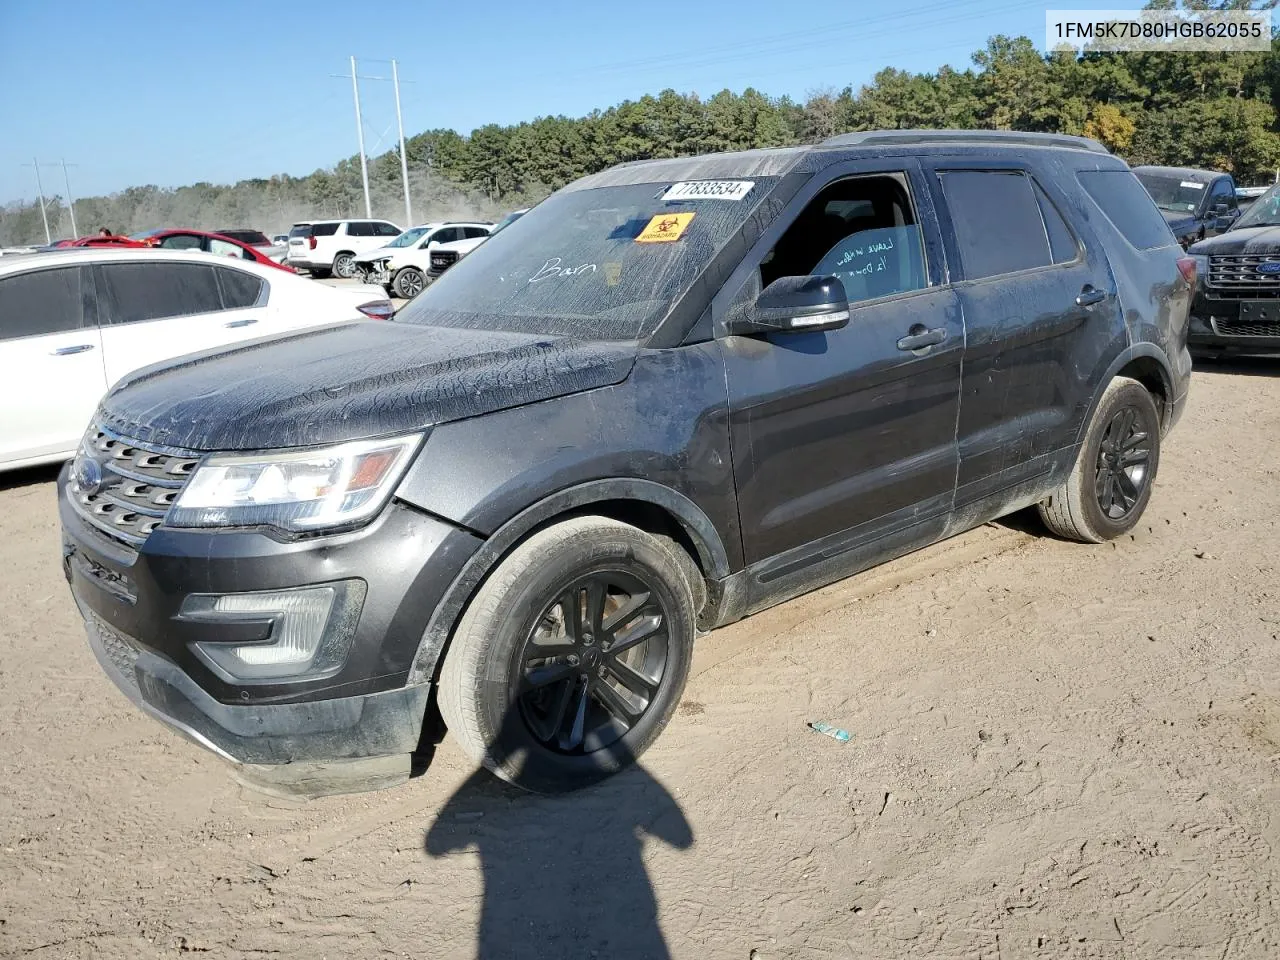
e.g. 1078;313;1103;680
72;455;104;496
1257;261;1280;274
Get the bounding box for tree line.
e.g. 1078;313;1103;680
5;32;1280;246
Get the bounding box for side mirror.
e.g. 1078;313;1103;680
1215;217;1234;231
727;275;850;336
1213;202;1231;216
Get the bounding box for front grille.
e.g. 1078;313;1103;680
1213;318;1280;338
1207;255;1280;297
430;251;458;272
68;426;200;548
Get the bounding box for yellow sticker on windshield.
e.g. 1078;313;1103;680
636;212;695;243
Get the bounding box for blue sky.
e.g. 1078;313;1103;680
0;0;1118;204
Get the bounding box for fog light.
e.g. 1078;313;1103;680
183;581;364;683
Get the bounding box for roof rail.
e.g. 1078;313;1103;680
822;129;1110;154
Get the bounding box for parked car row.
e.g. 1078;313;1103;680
284;210;528;298
0;248;392;472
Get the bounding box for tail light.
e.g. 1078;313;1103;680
308;236;317;250
356;299;395;320
1176;257;1197;286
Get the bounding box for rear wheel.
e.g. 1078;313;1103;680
332;252;356;279
1037;376;1161;543
437;516;696;793
393;267;426;299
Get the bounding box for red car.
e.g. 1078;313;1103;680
66;235;148;248
129;229;295;272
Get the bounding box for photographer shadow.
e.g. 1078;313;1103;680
424;710;693;960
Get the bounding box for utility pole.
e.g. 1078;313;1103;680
392;58;412;225
58;160;79;238
332;59;416;225
350;56;373;218
29;158;51;244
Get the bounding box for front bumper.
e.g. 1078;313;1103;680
59;462;482;789
1189;294;1280;353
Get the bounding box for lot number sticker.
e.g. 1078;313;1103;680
1180;180;1205;189
664;180;755;202
636;212;696;243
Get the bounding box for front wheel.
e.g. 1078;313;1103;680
437;516;696;793
1037;376;1161;542
332;253;356;279
393;267;425;299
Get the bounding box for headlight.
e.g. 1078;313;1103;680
168;434;421;532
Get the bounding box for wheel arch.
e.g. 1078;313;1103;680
406;479;730;686
1080;343;1176;440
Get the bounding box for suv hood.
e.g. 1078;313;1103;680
1189;225;1280;255
353;244;403;265
97;321;638;451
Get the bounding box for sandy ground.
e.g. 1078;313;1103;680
2;360;1279;959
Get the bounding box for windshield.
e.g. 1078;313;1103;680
1135;174;1207;214
396;179;776;341
288;224;312;238
389;226;430;248
1230;183;1280;229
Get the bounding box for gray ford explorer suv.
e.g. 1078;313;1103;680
59;130;1193;797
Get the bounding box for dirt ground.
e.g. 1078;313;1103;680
2;360;1279;959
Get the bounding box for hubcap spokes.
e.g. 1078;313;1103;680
518;574;668;754
1095;406;1150;519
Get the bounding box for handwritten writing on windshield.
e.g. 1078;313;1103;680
834;236;894;276
529;258;599;283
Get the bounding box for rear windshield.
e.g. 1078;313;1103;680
1079;171;1177;250
216;230;270;245
396;178;777;341
288;224;312;238
1134;173;1207;214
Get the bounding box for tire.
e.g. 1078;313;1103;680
393;267;425;299
1037;376;1161;543
332;252;356;279
437;516;696;793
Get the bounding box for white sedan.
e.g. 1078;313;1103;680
0;248;394;472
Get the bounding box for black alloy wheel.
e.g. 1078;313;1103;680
1095;406;1151;520
516;571;669;755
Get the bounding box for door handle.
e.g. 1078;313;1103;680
224;318;258;328
1076;286;1108;307
896;325;947;352
51;344;95;356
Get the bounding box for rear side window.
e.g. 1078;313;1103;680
216;267;265;308
98;262;223;325
0;267;84;340
1032;181;1079;264
939;170;1057;279
311;223;340;238
463;226;490;239
1077;171;1176;250
347;221;373;237
375;222;401;237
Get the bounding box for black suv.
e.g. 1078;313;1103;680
59;130;1193;796
1186;180;1280;355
